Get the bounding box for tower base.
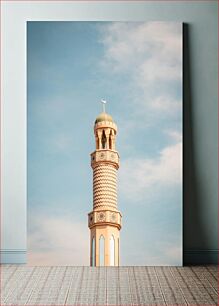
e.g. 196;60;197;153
90;225;120;267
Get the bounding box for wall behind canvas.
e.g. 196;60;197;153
1;1;217;264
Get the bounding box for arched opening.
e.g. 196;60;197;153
110;235;115;266
91;237;95;266
99;235;105;266
109;130;112;150
101;130;107;149
95;133;99;150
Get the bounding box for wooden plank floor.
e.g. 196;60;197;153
1;265;218;305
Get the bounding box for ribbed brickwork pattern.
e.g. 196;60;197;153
93;163;117;210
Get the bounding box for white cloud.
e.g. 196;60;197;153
119;141;182;202
151;96;181;114
122;236;182;265
100;22;182;83
28;214;89;265
150;241;182;266
164;245;182;262
99;22;182;122
139;57;181;85
165;129;182;142
145;244;182;266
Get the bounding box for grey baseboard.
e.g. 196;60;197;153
184;249;218;265
0;249;26;264
0;249;217;265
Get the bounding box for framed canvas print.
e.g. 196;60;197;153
27;21;182;266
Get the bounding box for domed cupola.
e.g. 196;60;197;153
93;100;117;151
95;112;113;124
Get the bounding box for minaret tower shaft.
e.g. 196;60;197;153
88;103;122;266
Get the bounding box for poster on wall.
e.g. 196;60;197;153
27;21;182;266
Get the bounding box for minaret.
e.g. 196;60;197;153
88;101;122;266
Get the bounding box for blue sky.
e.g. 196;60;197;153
27;21;182;265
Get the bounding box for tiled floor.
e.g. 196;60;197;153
1;265;218;305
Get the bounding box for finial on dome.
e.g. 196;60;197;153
95;99;115;125
100;99;107;113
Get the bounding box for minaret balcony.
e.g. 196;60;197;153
94;120;117;132
88;210;122;230
91;150;120;168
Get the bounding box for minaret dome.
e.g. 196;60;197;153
95;112;114;124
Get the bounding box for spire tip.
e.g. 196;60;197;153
100;99;107;113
